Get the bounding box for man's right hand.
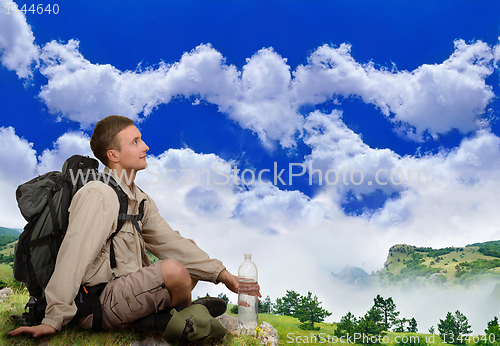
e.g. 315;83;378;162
8;324;56;338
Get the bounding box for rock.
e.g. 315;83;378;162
129;313;278;346
217;313;239;333
257;321;279;346
219;315;278;346
0;287;13;303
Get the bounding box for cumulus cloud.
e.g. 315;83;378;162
0;127;37;183
2;9;498;145
303;110;406;198
293;40;495;140
38;40;161;127
0;129;96;227
0;0;39;78
34;38;498;147
36;131;97;174
0;127;37;227
37;42;303;147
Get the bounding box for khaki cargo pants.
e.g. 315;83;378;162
78;261;171;330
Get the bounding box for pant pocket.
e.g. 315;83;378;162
121;285;143;313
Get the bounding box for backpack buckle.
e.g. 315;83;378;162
25;296;36;312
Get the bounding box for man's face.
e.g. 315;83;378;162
113;125;149;171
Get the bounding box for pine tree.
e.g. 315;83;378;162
217;293;229;303
437;310;472;344
354;306;385;344
393;317;408;332
408;317;418;333
258;295;273;314
274;290;300;316
293;291;332;330
373;294;400;330
455;310;472;340
335;311;357;337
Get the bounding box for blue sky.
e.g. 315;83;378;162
2;0;500;329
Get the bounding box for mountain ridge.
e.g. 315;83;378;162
332;240;500;289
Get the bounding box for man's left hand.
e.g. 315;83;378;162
218;269;262;298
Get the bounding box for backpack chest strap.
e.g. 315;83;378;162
100;174;147;269
106;197;146;269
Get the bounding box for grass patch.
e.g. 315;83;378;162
2;292;263;345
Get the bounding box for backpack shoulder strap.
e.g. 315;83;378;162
99;175;128;269
99;174;146;269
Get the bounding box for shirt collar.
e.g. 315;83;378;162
103;167;146;202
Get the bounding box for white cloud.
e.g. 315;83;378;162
0;127;37;227
35;39;498;148
0;126;37;183
0;0;39;78
293;40;495;140
303;110;409;206
494;39;500;67
36;131;96;174
38;40;159;127
301;109;500;236
0;129;97;227
38;42;304;148
1;11;498;146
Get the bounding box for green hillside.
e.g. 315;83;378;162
0;226;22;237
0;227;19;266
376;242;500;288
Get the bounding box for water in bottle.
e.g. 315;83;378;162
238;253;258;331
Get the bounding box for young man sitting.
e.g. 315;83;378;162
9;115;247;340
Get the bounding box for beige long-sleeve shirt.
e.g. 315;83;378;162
42;167;225;331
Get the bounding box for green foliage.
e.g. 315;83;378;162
408;317;418;333
487;317;500;340
335;311;357;337
393;318;409;333
274;290;300;316
0;253;14;265
393;335;428;346
355;306;385;344
0;227;21;237
460;259;500;270
437;310;472;344
476;316;500;346
217;293;229;303
373;294;400;331
258;295;273;314
335;297;388;344
230;304;238;314
472;240;500;259
293;291;331;330
417;246;455;258
435;274;447;284
0;235;17;247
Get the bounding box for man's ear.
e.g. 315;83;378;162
107;149;120;164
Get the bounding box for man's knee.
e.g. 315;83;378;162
161;259;191;288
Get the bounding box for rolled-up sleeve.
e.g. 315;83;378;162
141;197;225;283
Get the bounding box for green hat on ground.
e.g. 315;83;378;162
164;304;226;342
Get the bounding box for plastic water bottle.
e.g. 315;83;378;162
238;253;258;331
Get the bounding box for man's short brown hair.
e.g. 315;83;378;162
90;115;134;166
